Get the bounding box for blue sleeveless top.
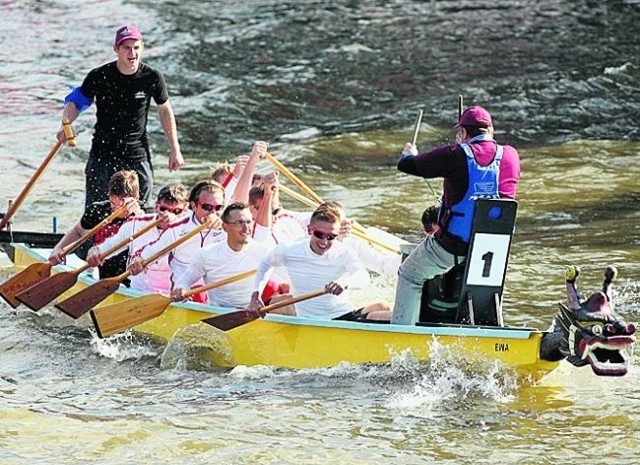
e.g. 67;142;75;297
445;135;503;243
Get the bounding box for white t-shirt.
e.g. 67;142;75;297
96;214;170;295
174;239;270;308
252;215;306;249
139;214;226;287
342;236;401;278
254;239;370;319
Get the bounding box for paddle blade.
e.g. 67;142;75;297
15;271;79;311
54;277;121;319
90;294;171;338
200;310;259;331
0;262;52;308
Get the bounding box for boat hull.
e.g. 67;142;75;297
5;243;559;381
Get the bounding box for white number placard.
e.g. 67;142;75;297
466;233;511;286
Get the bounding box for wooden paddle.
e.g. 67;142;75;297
15;218;161;311
200;289;328;331
0;119;75;232
278;184;399;254
0;201;132;308
265;152;324;204
90;269;257;338
55;221;212;319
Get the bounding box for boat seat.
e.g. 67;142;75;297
454;199;518;326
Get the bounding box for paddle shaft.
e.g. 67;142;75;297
279;184;318;209
458;94;464;119
0;141;63;231
411;109;423;146
62;118;76;147
278;185;399;254
260;289;327;316
113;221;211;284
201;289;328;330
14;218;162;311
265;152;324;205
91;269;259;338
71;217;163;276
183;269;257;299
57;201;134;260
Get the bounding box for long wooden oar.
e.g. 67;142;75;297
201;289;328;331
16;218;161;311
267;152;402;254
90;269;257;338
265;152;324;205
0;202;132;308
278;184;399;254
55;221;211;319
0;119;75;231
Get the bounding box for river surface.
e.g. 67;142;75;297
1;1;640;464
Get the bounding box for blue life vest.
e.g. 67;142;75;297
445;135;503;243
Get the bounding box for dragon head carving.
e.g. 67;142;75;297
552;266;636;376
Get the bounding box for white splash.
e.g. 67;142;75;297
386;338;518;415
89;328;158;362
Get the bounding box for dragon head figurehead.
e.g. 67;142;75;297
551;265;636;376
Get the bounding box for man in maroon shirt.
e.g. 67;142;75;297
392;106;521;325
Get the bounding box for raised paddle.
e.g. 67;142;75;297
90;269;258;338
201;289;328;331
0;119;75;231
55;221;212;319
0;201;132;308
409;109;440;203
15;217;161;311
265;152;324;205
278;184;400;254
267;152;402;253
411;109;423;145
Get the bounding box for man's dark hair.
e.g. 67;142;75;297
157;183;188;204
108;170;139;198
461;125;490;138
421;205;440;233
222;202;248;223
188;180;225;203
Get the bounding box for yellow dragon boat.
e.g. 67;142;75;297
4;242;558;381
2;199;634;382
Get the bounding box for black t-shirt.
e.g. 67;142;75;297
80;61;169;162
79;201;153;280
79;201;129;280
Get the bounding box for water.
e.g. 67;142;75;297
1;0;640;463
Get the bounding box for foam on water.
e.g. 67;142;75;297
90;328;159;362
386;339;518;415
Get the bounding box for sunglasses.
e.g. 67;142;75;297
311;230;338;241
198;202;224;212
157;205;185;215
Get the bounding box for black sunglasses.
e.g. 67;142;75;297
312;230;338;241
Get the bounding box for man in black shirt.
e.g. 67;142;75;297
57;25;184;208
49;170;145;280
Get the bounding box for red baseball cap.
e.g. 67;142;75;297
114;25;144;46
455;106;493;128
